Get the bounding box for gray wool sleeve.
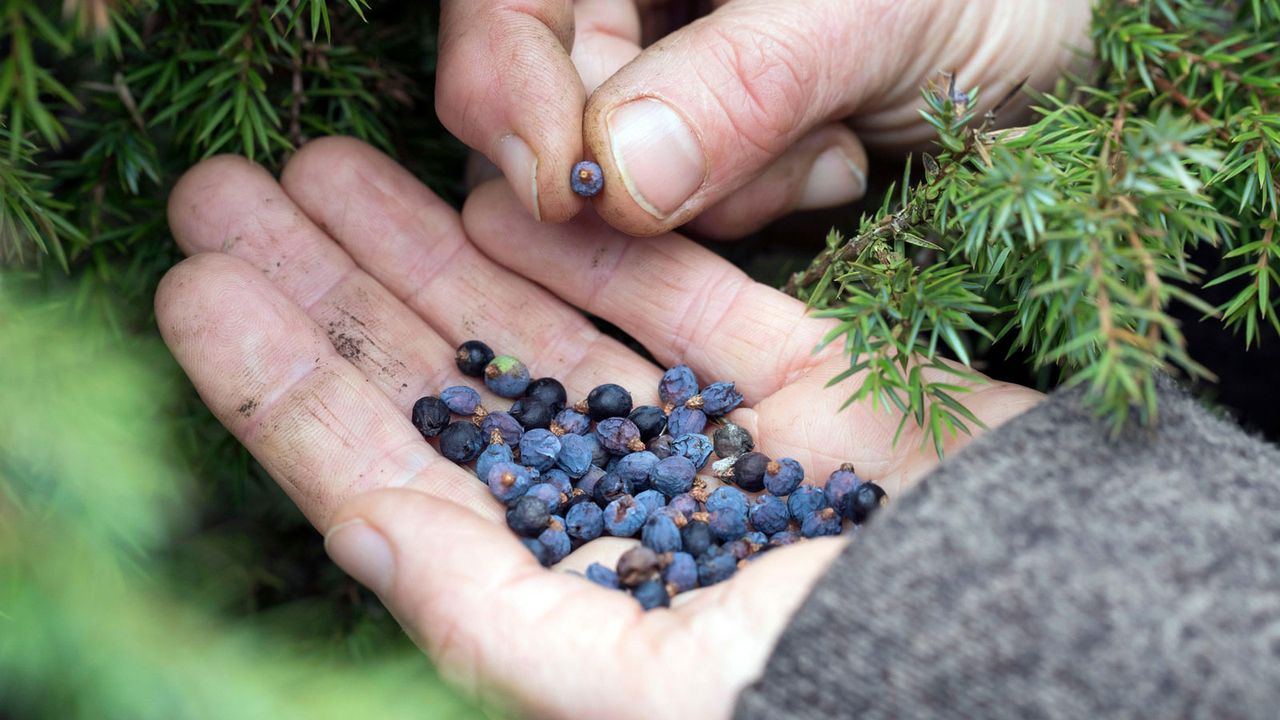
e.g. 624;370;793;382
734;377;1280;720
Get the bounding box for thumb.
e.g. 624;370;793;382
583;0;1090;236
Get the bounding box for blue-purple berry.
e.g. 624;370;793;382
788;484;828;523
697;551;737;586
506;494;552;537
628;405;668;441
731;451;770;492
592;471;630;506
707;486;749;517
510;396;555;430
659;365;699;408
668;493;701;520
585;562;619;589
647;434;675;459
475;438;514;482
575;465;606;497
672;433;713;470
440;385;481;415
632;578;670;610
586;383;632;421
634;488;667;516
565;501;604;541
615;451;659;488
763;457;804;496
801;507;842;538
584;431;610;467
550;407;590;435
596;416;645;454
484;355;531;398
519;428;562;471
487;461;534;504
481;410;523;446
650;455;696;497
769;530;801;547
843;481;888;524
523;482;566;514
695;381;744;416
521;537;550;566
709;507;748;543
555;432;594;478
667;406;707;436
641;513;682;553
749;494;790;535
570;160;605;197
438;421;484;462
662;552;698;593
604;494;649;537
681;520;715;558
538;517;571;564
542;467;573;495
455;340;494;378
411;396;451;438
745;531;768;546
824;465;862;511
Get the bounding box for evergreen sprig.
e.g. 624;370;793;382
788;0;1280;446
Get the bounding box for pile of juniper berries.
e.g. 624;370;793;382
411;339;888;610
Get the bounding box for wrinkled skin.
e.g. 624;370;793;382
158;138;1043;719
439;0;1093;236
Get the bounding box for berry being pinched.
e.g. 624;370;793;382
439;421;484;462
628;405;668;441
439;386;482;416
732;451;771;492
524;377;568;411
411;396;451;438
570;160;605;197
586;383;633;421
713;422;754;459
455;340;495;377
484;355;531;398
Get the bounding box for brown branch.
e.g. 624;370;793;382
1152;74;1232;142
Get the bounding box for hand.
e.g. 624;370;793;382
157;137;1042;719
437;0;1093;237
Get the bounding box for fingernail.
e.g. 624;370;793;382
607;98;705;219
325;518;394;596
494;134;540;221
798;147;867;210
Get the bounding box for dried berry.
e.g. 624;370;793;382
411;396;451;438
455;340;495;377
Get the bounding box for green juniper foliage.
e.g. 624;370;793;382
787;0;1280;447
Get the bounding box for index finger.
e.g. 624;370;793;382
437;0;586;223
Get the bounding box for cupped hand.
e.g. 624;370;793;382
157;137;1042;719
437;0;1093;237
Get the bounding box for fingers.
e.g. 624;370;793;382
685;122;867;240
154;254;498;528
279;137;662;400
167;155;458;413
325;488;686;720
437;0;585;222
584;0;924;235
570;0;642;94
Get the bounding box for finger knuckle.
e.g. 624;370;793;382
696;20;821;152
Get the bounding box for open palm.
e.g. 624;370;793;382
157;137;1041;720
